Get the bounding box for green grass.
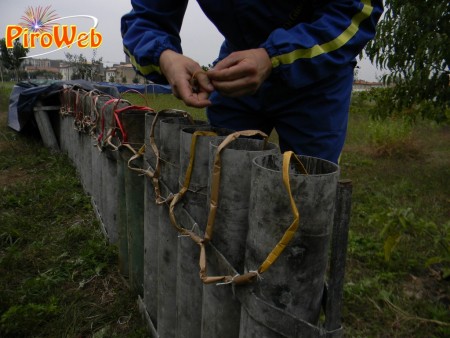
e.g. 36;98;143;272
0;82;15;113
340;94;450;337
1;87;449;337
0;86;150;337
122;92;208;121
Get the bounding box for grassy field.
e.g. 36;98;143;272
341;98;449;337
0;83;149;337
1;82;449;337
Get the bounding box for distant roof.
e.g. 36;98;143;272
353;80;382;86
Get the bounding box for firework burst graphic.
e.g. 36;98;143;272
19;6;59;33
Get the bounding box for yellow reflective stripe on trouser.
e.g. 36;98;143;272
123;47;162;75
271;0;374;67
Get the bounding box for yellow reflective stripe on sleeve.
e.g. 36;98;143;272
271;0;374;68
123;47;162;75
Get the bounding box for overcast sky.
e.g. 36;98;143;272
0;0;383;81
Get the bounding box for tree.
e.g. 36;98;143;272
65;51;103;81
365;1;449;123
0;38;29;82
65;53;87;80
354;65;360;81
29;69;62;80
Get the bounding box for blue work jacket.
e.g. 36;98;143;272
121;0;383;89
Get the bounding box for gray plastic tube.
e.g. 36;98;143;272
240;154;339;337
201;137;279;338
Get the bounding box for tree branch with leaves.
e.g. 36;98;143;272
0;38;29;82
365;1;449;123
65;51;103;81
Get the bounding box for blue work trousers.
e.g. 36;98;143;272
207;64;354;164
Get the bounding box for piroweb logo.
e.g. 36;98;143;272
5;5;103;58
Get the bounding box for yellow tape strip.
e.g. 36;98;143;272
201;150;308;285
258;151;308;274
168;130;217;236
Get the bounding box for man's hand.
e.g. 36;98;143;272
207;48;272;97
159;50;214;108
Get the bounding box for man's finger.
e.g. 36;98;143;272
208;63;248;81
183;93;212;108
212;53;243;70
195;71;214;92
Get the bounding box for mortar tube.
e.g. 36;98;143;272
240;154;339;337
143;110;197;325
156;117;208;338
95;98;129;244
176;126;234;338
101;149;120;244
118;109;148;296
201;137;279;338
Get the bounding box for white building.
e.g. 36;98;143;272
59;63;77;81
352;80;384;92
105;67;117;82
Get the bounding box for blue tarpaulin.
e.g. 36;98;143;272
7;80;121;132
7;80;172;132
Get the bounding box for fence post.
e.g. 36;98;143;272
33;101;59;152
325;180;353;334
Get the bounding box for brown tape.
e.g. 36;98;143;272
200;131;269;285
202;149;307;286
168;130;218;235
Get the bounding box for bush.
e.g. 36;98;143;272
367;117;418;157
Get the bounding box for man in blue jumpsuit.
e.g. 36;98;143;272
121;1;383;163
